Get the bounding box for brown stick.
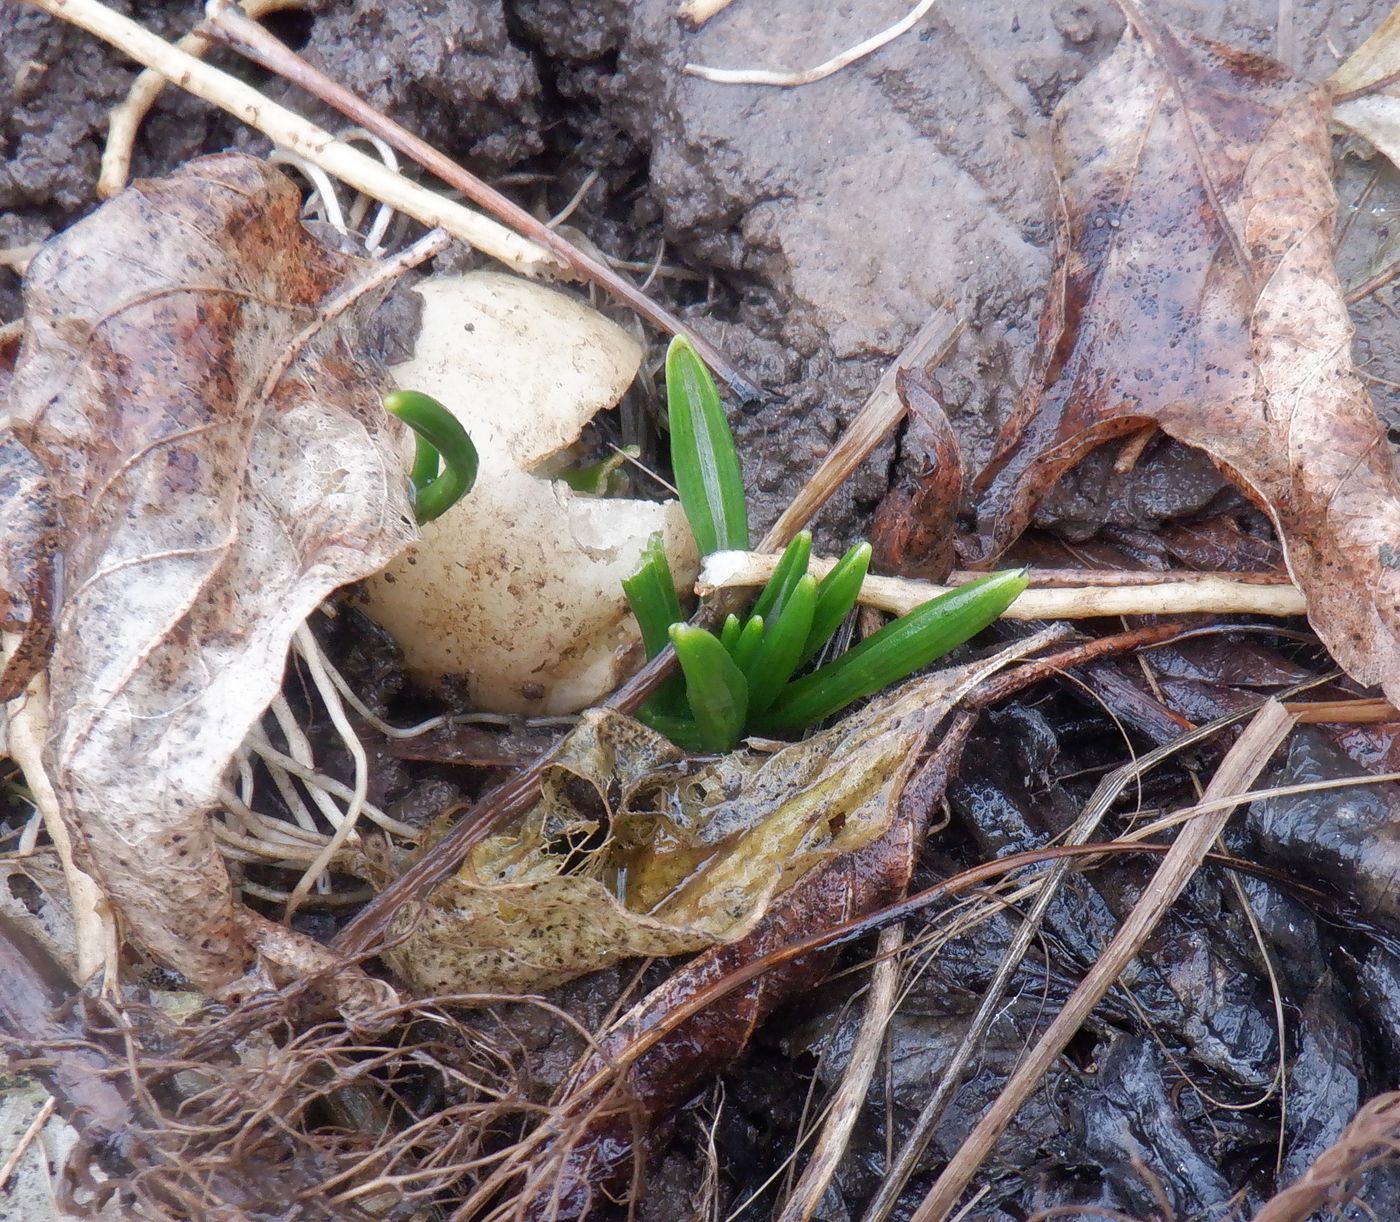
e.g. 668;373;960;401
202;0;760;402
910;699;1296;1221
757;315;964;550
1253;1090;1400;1222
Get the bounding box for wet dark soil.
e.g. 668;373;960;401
9;0;1400;1217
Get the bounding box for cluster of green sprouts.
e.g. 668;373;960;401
385;338;1026;754
624;337;1027;753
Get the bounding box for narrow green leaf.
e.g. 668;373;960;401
799;541;872;667
635;705;708;753
759;569;1029;733
621;533;683;660
750;531;812;626
719;613;743;656
670;624;749;752
745;574;816;716
731;614;766;674
385;390;480;524
666;336;748;555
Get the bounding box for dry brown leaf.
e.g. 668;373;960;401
972;22;1400;705
1;154;416;994
389;652;1010;996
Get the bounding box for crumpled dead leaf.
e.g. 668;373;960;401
390;653;1005;995
0;154;416;995
972;22;1400;705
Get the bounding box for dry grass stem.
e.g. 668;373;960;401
24;0;558;275
202;0;759;399
97;0;307;198
910;699;1296;1221
758;313;964;551
701;552;1310;619
685;0;940;86
0;1095;56;1190
860;695;1277;1221
1253;1090;1400;1222
778;924;904;1222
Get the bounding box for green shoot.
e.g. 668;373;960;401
563;445;639;496
744;573;816;716
666;336;748;556
757;569;1029;733
620;345;1026;754
621;533;683;660
670;625;749;752
750;531;812;625
800;541;872;666
385;390;479;525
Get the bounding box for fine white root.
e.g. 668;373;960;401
685;0;939;87
1;644;117;987
247;733;418;840
284;624;371;917
699;552;1312;620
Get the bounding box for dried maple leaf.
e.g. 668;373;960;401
1;155;415;994
972;20;1400;704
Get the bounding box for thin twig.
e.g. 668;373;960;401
700;552;1310;619
201;0;760;401
910;700;1295;1221
26;0;555;273
98;0;307;197
860;691;1282;1222
758;312;964;551
685;0;939;87
0;1095;56;1190
779;924;904;1222
1254;1090;1400;1222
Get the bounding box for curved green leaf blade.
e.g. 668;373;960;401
799;541;872;667
759;568;1029;733
670;624;749;752
751;530;812;625
666;336;748;556
746;573;817;716
621;532;683;660
385;389;479;524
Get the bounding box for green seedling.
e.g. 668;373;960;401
385;390;480;525
623;338;1028;753
562;445;639;496
757;568;1028;733
667;336;748;556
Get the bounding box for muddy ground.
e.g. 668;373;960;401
9;0;1400;1217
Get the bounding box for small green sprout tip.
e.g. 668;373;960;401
385;390;479;525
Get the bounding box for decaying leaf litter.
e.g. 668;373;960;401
11;0;1400;1217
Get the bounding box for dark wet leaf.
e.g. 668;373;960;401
870;368;963;581
972;21;1400;704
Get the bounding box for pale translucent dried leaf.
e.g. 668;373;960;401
391;652;1006;995
1;155;416;993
